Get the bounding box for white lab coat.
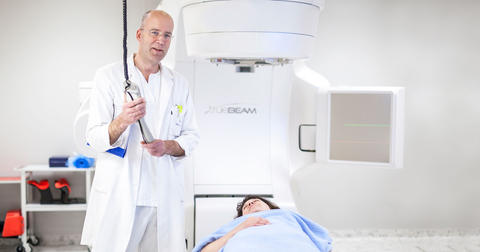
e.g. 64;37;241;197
80;56;199;252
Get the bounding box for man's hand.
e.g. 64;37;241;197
108;98;146;145
236;217;270;231
118;98;146;128
141;140;167;157
141;140;186;157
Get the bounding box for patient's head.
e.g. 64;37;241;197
236;195;280;217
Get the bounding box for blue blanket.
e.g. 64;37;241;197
193;209;332;252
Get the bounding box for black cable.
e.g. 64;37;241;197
122;0;150;143
126;91;149;143
122;0;128;80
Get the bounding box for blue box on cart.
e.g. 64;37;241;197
48;156;69;167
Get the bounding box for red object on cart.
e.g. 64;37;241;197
55;178;71;193
1;209;24;237
27;179;49;190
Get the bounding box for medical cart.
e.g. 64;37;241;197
17;165;94;252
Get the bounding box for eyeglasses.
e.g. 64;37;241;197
141;29;173;41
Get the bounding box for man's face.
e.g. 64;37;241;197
137;13;174;64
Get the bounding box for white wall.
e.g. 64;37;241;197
0;0;158;242
290;0;480;229
1;0;479;242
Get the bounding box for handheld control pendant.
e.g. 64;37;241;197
124;79;154;143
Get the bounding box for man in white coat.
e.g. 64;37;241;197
81;10;199;252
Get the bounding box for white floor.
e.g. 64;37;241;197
331;229;480;252
334;236;480;252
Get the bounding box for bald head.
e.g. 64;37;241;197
140;10;173;29
136;9;174;66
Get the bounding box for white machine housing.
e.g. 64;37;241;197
181;0;324;61
73;81;96;158
174;59;297;246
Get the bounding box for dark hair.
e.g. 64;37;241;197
235;195;280;218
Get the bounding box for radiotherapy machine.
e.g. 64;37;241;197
75;1;325;248
74;0;404;250
158;0;325;248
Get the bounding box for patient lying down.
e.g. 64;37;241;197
193;195;333;252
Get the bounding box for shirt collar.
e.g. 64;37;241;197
128;54;173;80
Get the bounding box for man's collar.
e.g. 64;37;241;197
129;54;173;80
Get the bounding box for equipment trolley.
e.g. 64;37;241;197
17;165;94;252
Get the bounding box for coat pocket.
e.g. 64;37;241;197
168;124;182;139
168;104;184;139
